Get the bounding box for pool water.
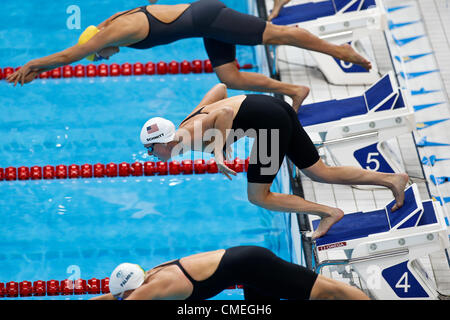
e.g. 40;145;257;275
0;0;294;300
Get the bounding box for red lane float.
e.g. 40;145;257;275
1;60;253;82
106;163;118;177
94;163;105;178
81;164;93;178
74;65;85;77
0;158;248;183
33;280;46;296
133;62;144;75
63;65;73;78
168;61;179;74
88;278;101;294
131;162;143;176
56;165;67;179
5;167;16;181
119;162;130;177
181;160;193;174
6;281;18;297
157;61;168;75
145;62;155;75
31;166;43;180
43;165;55;179
18;166;30;180
1;276;241;298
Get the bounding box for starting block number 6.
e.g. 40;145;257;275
340;60;354;69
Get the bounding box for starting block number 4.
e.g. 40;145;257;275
395;272;411;293
382;261;429;298
354;143;395;173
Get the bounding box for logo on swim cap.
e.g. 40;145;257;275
109;263;145;297
119;272;134;287
147;133;165;141
140;117;175;145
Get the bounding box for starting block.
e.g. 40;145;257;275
298;71;415;175
311;184;450;299
272;0;388;85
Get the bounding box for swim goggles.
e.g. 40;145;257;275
93;52;106;62
113;293;124;300
146;144;154;153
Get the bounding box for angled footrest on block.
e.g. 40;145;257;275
272;0;388;85
311;184;450;299
297;72;415;174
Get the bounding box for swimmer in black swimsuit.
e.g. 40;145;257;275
90;245;370;300
8;0;371;110
141;84;410;239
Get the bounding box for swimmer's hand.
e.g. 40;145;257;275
217;161;237;181
225;145;233;162
6;63;39;86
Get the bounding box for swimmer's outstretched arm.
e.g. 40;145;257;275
205;108;237;180
6;22;136;86
89;293;117;300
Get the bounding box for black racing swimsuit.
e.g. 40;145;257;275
230;95;320;184
177;95;319;184
112;0;267;67
154;246;318;300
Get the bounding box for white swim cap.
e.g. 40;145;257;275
109;263;146;298
140;117;176;145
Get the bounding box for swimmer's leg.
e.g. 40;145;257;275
247;182;344;240
302;158;409;213
262;23;372;70
310;275;370;300
214;61;309;111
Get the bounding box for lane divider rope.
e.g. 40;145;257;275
0;60;255;80
0;158;249;182
0;278;242;297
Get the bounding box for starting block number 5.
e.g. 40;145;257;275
354;143;395;173
365;152;381;171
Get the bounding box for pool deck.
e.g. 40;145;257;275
263;0;450;298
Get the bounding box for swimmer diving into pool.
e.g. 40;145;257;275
139;83;409;240
6;0;371;110
90;245;370;300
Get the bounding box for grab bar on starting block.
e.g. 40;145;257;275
314;247;409;273
314;131;379;148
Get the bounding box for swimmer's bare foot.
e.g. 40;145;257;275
311;208;344;240
268;0;291;21
289;85;310;112
386;173;409;212
337;43;372;70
